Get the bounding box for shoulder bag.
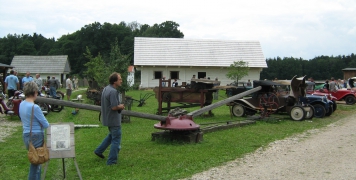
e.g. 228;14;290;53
27;105;50;165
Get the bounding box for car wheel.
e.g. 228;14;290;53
312;104;326;118
232;103;246;117
332;101;337;111
345;95;356;105
289;105;305;121
304;106;314;120
325;105;333;116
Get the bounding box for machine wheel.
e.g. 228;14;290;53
232;103;246;117
325;106;333;116
56;91;65;99
37;102;49;116
312;104;326;118
332;101;337;112
345;95;356;105
162;92;172;102
51;91;64;112
304;106;315;120
289;105;305;121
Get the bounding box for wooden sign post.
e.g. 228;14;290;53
42;122;82;180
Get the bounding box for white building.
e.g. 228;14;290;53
134;37;267;88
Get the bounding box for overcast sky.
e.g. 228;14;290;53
1;0;355;60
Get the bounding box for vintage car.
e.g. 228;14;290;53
306;81;337;111
276;80;335;118
305;94;334;118
308;79;356;105
230;76;332;120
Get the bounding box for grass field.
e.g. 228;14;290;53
0;88;354;180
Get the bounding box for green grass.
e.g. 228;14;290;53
0;89;355;180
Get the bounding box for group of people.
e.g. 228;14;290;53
323;77;347;91
4;70;80;101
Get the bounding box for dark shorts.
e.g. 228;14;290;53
7;89;15;98
66;89;72;96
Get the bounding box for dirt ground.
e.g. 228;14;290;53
184;112;356;180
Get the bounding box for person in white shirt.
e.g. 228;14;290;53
65;76;73;101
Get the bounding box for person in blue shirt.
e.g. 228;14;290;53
4;70;19;98
22;71;34;87
20;81;49;180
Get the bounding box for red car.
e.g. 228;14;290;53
306;81;356;105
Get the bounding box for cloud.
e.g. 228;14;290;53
0;0;355;59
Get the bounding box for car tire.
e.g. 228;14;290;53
345;95;356;105
312;104;326;118
232;103;246;117
325;105;333;116
289;105;305;121
304;106;314;120
332;100;337;111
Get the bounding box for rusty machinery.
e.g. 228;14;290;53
154;78;221;115
35;86;261;143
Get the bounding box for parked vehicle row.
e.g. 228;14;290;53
230;76;336;121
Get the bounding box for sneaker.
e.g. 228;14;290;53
94;152;105;159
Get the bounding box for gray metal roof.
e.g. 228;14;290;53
11;55;70;74
0;63;14;68
134;37;267;68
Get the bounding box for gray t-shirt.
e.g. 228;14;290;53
35;77;43;89
329;81;337;91
101;85;122;127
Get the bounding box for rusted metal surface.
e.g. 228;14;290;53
154;78;221;115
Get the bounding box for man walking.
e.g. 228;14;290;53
4;70;19;98
66;76;73;101
94;72;125;165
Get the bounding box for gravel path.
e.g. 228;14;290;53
184;113;356;180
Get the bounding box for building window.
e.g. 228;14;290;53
198;72;206;79
154;71;163;79
170;71;179;79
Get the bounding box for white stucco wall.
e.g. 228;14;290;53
127;72;135;87
137;66;264;88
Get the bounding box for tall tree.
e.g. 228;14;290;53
84;38;131;97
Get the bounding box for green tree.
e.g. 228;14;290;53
83;46;107;87
84;38;131;97
226;61;250;84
